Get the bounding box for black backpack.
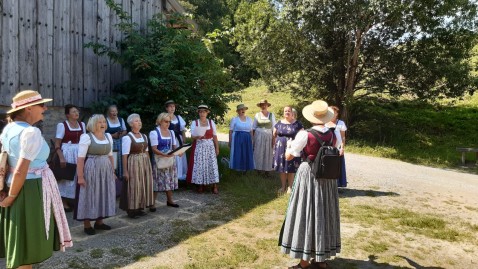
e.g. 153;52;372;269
307;129;341;179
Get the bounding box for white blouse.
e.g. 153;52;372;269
77;133;114;157
121;132;148;155
19;126;43;161
286;126;340;157
55;121;86;140
106;117;127;130
149;128;179;147
190;119;217;136
252;112;276;129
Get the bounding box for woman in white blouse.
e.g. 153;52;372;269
165;100;188;181
279;100;341;269
75;114;116;235
0;90;72;269
326;106;347;188
120;114;154;218
54;104;86;212
252;100;276;175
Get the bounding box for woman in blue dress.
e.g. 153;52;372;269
105;105;127;179
0;90;72;268
273;106;303;194
229;104;254;172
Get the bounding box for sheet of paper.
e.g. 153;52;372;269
192;126;207;137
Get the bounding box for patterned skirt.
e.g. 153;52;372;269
152;158;178;192
75;155;116;220
279;162;341;262
120;153;155;211
253;127;274;171
191;139;219;185
0;179;60;268
57;142;78;199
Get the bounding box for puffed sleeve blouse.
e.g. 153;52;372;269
230;117;253;132
121;133;148;155
77;133;114;158
286;126;340;157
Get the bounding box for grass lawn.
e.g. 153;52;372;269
218;85;478;172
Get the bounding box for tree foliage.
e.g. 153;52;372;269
179;0;259;85
233;0;478;119
86;1;240;130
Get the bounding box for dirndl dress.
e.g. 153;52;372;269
229;116;254;171
119;133;155;211
0;122;72;268
74;133;116;220
151;129;178;192
187;119;219;185
252;112;275;171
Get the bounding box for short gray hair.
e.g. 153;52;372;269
127;113;141;126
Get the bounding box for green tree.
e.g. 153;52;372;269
87;2;240;129
234;0;478;120
180;0;259;85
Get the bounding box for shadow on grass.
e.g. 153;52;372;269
329;255;445;269
338;188;399;198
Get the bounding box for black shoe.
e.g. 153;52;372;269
137;210;147;216
167;201;179;208
84;227;96;235
127;212;139;219
149;207;157;212
94;223;111;230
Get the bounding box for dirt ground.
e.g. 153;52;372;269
2;152;476;269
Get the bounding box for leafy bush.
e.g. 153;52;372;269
86;1;240;130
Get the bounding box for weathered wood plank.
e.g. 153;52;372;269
2;0;20;102
52;0;64;106
97;0;111;100
82;0;98;105
0;3;6;104
70;0;84;107
36;0;54;100
18;0;37;91
60;0;71;105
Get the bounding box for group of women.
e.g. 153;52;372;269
228;100;348;195
0;89;345;269
53;101;221;227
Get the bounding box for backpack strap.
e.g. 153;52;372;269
308;128;335;146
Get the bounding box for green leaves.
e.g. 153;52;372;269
87;2;240;130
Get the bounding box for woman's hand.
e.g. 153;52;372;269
0;195;16;207
78;176;86;187
285;153;294;161
215;147;219;156
123;171;129;181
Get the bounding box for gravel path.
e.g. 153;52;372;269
1;138;477;268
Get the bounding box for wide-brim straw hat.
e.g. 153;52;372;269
164;100;175;106
197;104;210;111
7;90;52;114
236;104;248;111
256;99;271;107
302;100;335;124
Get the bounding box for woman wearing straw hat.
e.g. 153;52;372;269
186;105;220;193
252;100;276;175
0;90;72;269
164;100;188;181
229;104;255;172
278;100;341;269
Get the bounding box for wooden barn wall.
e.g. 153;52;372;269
0;0;163;108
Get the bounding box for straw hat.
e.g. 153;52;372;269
302;100;334;124
7;90;52;114
256;99;271;107
197;104;210;111
236;104;248;111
